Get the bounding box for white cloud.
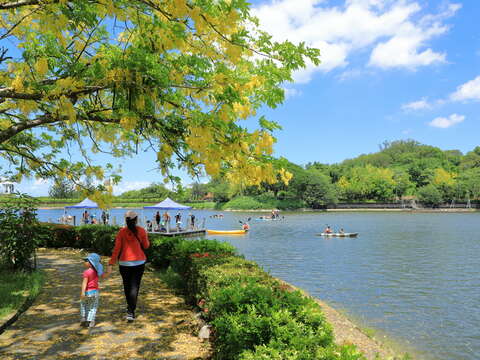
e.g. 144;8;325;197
337;68;365;81
402;98;432;111
284;87;302;98
252;0;460;81
369;35;446;69
450;76;480;102
113;181;151;195
429;113;465;128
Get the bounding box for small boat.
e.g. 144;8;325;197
317;232;358;237
255;218;283;221
207;229;247;235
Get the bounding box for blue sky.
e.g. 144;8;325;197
10;0;480;196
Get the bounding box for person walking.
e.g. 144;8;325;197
106;210;150;322
80;253;106;328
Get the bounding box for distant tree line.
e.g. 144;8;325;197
49;140;480;208
203;140;480;208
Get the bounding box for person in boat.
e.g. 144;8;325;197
339;228;345;234
324;225;332;234
242;222;250;231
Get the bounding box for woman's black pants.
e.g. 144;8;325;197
119;264;145;316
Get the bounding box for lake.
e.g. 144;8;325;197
37;208;480;359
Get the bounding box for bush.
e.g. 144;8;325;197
222;196;264;210
212;306;334;359
170;239;236;276
275;199;306;210
0;194;44;271
147;235;185;269
37;223;77;248
36;223;119;255
417;184;443;207
75;225;120;255
196;257;271;303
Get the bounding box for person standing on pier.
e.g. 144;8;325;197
189;213;196;229
83;210;89;224
162;211;171;227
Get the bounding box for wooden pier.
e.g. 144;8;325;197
148;229;206;237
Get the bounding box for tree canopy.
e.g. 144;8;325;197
0;0;319;205
203;140;480;208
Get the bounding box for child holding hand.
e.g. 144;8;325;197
80;253;108;328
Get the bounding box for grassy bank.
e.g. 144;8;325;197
0;269;45;321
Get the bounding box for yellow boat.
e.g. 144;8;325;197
207;229;247;235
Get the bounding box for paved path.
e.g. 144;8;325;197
0;249;210;360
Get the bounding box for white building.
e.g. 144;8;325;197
0;180;15;194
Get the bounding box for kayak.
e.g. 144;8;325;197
207;229;247;235
317;233;358;237
255;218;283;221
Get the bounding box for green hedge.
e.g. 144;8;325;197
37;224;121;255
35;224;364;360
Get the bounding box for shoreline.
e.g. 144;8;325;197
278;279;406;359
37;205;478;213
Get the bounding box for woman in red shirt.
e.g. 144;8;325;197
106;210;150;322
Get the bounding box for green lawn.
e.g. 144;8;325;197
0;269;44;321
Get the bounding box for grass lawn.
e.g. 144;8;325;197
0;268;44;321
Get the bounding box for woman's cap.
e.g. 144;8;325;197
125;210;138;219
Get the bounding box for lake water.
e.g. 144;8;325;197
38;208;480;359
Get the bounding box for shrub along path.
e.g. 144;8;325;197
0;248;210;360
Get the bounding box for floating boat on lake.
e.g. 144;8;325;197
255;218;284;221
207;229;247;235
317;232;358;237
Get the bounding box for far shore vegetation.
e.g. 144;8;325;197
29;140;480;211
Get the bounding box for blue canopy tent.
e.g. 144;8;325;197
143;197;191;210
143;198;192;232
65;198;99;209
65;198;99;225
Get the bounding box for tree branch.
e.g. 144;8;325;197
0;114;60;144
0;6;39;40
0;85;108;101
0;111;120;145
0;0;40;10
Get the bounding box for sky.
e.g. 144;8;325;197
9;0;480;196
